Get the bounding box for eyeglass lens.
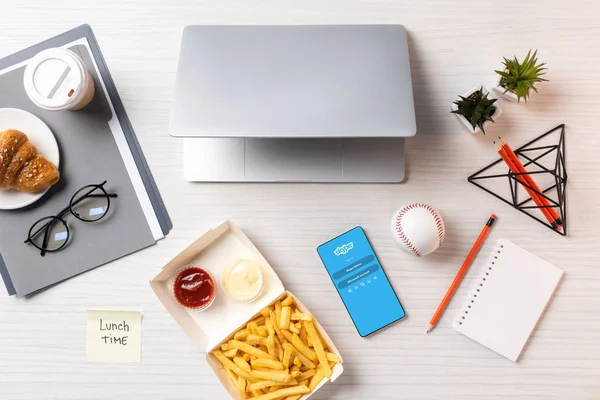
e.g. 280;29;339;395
28;217;69;252
70;185;110;222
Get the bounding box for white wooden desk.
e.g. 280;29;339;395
1;1;599;399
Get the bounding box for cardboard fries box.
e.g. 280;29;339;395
151;221;343;399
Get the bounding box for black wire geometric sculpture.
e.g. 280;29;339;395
468;124;567;236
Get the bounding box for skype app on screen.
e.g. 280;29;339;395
317;227;405;336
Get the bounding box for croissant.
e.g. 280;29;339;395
0;129;60;193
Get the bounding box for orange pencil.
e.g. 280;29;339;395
495;143;558;228
426;214;497;334
498;138;562;227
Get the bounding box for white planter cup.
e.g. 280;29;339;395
451;86;502;135
23;48;96;111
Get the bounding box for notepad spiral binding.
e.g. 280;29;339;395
456;242;505;326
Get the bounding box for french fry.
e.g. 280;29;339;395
254;316;266;326
243;353;252;362
246;334;268;346
279;306;291;330
280;329;293;342
296;369;315;382
275;301;282;324
266;316;275;337
257;325;269;338
233;355;251;372
291;312;312;322
274;335;284;361
251;385;310;400
325;352;341;363
225;368;249;398
329;361;336;369
281;295;294;307
288;322;300;334
266;335;276;357
213;350;254;381
251;358;284;371
282;343;293;369
248;379;299;392
299;379;309;387
299;326;308;345
223;348;238;358
306;321;331;378
224;367;238;387
269;310;284;343
252;390;264;397
291;365;300;372
291;370;300;379
237;376;247;393
285;395;302;400
293;356;302;368
229;340;276;360
291;348;316;369
282;330;317;362
234;329;249;341
248;321;259;335
309;367;325;391
249;369;291;383
260;307;271;318
221;343;231;351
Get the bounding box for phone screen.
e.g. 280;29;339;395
317;226;406;337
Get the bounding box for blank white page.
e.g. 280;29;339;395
453;239;564;362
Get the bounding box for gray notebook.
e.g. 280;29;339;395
0;25;171;296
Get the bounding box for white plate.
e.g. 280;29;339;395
0;108;60;210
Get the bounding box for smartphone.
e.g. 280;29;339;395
317;226;406;337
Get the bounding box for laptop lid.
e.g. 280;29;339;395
170;25;416;138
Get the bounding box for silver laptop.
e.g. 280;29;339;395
170;25;416;182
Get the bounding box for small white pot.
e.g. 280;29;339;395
451;86;502;135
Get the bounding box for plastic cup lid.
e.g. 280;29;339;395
23;48;88;110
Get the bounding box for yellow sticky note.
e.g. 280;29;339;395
86;310;142;363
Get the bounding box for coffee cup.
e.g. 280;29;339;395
23;48;95;111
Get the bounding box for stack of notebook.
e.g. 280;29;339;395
0;25;171;297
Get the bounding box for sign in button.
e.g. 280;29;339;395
337;263;380;289
332;255;375;280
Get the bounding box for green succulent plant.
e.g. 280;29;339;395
495;50;548;103
451;87;498;134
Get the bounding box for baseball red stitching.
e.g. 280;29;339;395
395;203;445;256
395;204;422;257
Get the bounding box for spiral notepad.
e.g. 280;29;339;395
453;239;564;362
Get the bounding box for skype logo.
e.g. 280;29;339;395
334;242;354;256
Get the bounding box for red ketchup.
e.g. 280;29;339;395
173;267;215;310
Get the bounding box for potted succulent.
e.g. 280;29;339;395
451;86;501;135
493;50;547;102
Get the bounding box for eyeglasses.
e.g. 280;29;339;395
25;181;118;256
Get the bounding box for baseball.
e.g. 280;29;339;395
390;203;445;257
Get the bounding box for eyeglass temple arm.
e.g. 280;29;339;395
39;219;53;257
